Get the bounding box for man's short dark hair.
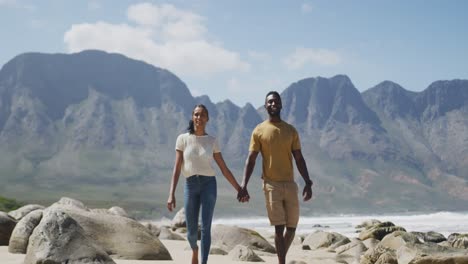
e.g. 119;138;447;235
265;91;281;103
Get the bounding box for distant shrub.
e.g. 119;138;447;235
0;195;23;212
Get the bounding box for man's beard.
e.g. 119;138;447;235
268;109;281;117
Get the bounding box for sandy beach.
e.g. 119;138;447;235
1;238;341;264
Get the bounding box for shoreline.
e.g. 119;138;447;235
212;211;468;237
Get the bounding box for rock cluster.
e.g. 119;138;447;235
2;204;468;264
2;197;172;263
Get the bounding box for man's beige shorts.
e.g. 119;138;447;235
262;180;299;228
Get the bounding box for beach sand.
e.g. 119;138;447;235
1;238;342;264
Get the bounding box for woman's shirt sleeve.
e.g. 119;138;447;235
175;134;185;151
213;137;221;153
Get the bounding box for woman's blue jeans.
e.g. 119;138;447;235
184;175;217;264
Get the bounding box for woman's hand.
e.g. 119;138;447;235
167;195;176;212
168;150;183;212
237;187;250;203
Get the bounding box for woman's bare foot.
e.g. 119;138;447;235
192;248;199;264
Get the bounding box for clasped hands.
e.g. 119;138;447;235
237;187;250;203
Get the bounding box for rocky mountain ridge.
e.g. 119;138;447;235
0;50;467;215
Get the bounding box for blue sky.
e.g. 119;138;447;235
1;0;467;107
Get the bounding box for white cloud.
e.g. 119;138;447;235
127;3;207;42
301;3;313;14
283;47;342;70
64;3;249;76
64;22;153;52
127;2;164;27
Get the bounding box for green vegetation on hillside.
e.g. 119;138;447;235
0;195;23;212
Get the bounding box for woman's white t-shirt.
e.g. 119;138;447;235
175;133;220;178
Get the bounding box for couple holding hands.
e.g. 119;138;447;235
167;91;313;264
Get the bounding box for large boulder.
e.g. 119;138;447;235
142;222;161;237
375;251;398;264
24;210;115;264
45;198;172;260
356;219;382;230
447;233;468;249
108;206;129;218
360;244;397;264
379;231;436;263
212;224;276;253
409;255;468;264
0;211;17;245
362;237;380;251
378;231;420;250
302;230;351;250
55;197;87;210
377;231;468;264
334;238;367;264
171;208;186;228
210;246;227;255
90;206;130;218
411;231;446;243
8;209;43;253
335;238;368;256
228;245;264;262
158;226;185;240
359;221;406;240
8;204;45;220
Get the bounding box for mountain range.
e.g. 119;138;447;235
1;50;467;217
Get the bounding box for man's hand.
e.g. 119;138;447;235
302;184;312;201
237;187;250;203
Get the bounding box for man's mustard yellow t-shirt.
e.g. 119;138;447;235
249;120;301;182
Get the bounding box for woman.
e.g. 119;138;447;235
167;104;246;264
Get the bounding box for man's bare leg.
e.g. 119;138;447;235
274;225;286;264
284;227;296;254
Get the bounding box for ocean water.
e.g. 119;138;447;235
212;211;468;238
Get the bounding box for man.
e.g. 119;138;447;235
239;91;313;264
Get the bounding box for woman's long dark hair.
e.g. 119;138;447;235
187;104;209;134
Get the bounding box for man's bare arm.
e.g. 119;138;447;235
292;149;313;201
239;151;259;201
